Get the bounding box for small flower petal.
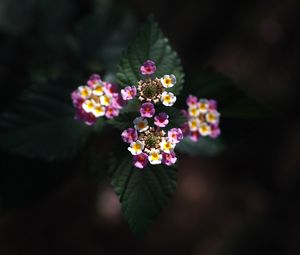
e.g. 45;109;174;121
154;112;169;127
160;74;176;88
121;86;137;100
161;91;176;106
133;117;149;132
133;153;148;168
140;60;156;75
140;102;155;118
121;128;138;143
162;152;177;166
128;140;144;155
148;149;162;165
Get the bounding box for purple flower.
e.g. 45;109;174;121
154;112;169;127
105;106;119;119
133;153;148;169
71;90;84;108
168;128;183;143
162;152;177;166
208;99;217;110
75;108;97;126
209;125;221;138
87;74;101;88
140;60;156;75
186;95;198;107
140;102;155;118
104;82;118;96
121;128;138;143
111;94;125;110
121;86;137;100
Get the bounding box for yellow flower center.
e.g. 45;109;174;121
81;89;89;97
94;85;103;94
164;78;172;85
138;122;146;129
151;152;159;160
133;143;141;151
164;95;171;102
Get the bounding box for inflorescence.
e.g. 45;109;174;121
121;60;183;168
71;74;123;125
181;95;221;141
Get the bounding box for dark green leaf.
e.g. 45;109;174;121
176;137;224;156
117;17;184;95
0;80;92;160
110;155;177;236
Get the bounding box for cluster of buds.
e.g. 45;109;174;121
121;60;177;107
71;74;124;125
181;95;221;141
121;60;183;168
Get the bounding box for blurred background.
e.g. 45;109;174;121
0;0;299;254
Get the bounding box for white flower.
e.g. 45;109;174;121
92;104;105;117
206;110;220;124
148;149;162;164
188;105;200;117
82;99;95;113
100;95;112;106
92;84;104;96
133;117;149;132
198;99;209;113
188;118;200;131
198;123;212;136
78;86;92;99
160;74;176;88
161;91;176;106
160;139;175;153
128;140;144;155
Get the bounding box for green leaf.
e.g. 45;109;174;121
107;112;137;131
0;80;91;160
117;17;184;95
176;137;224;157
110;155;177;236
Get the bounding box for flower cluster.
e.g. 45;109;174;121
71;74;124;125
181;95;221;141
121;60;177;107
121;60;183;169
122;116;183;168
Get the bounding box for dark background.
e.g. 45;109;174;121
0;0;299;254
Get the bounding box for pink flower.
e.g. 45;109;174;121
121;86;137;100
75;108;97;126
133;153;148;169
189;131;200;142
154;112;169;127
208;99;217;110
104;82;118;96
168;128;183;143
71;90;84;108
121;128;138;143
186;95;198;107
140;60;156;75
105;106;119;119
162;152;177;166
87;74;101;88
140;102;155;118
111;94;125;110
209;125;221;138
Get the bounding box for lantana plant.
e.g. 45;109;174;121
2;17;264;238
120;61;183;168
